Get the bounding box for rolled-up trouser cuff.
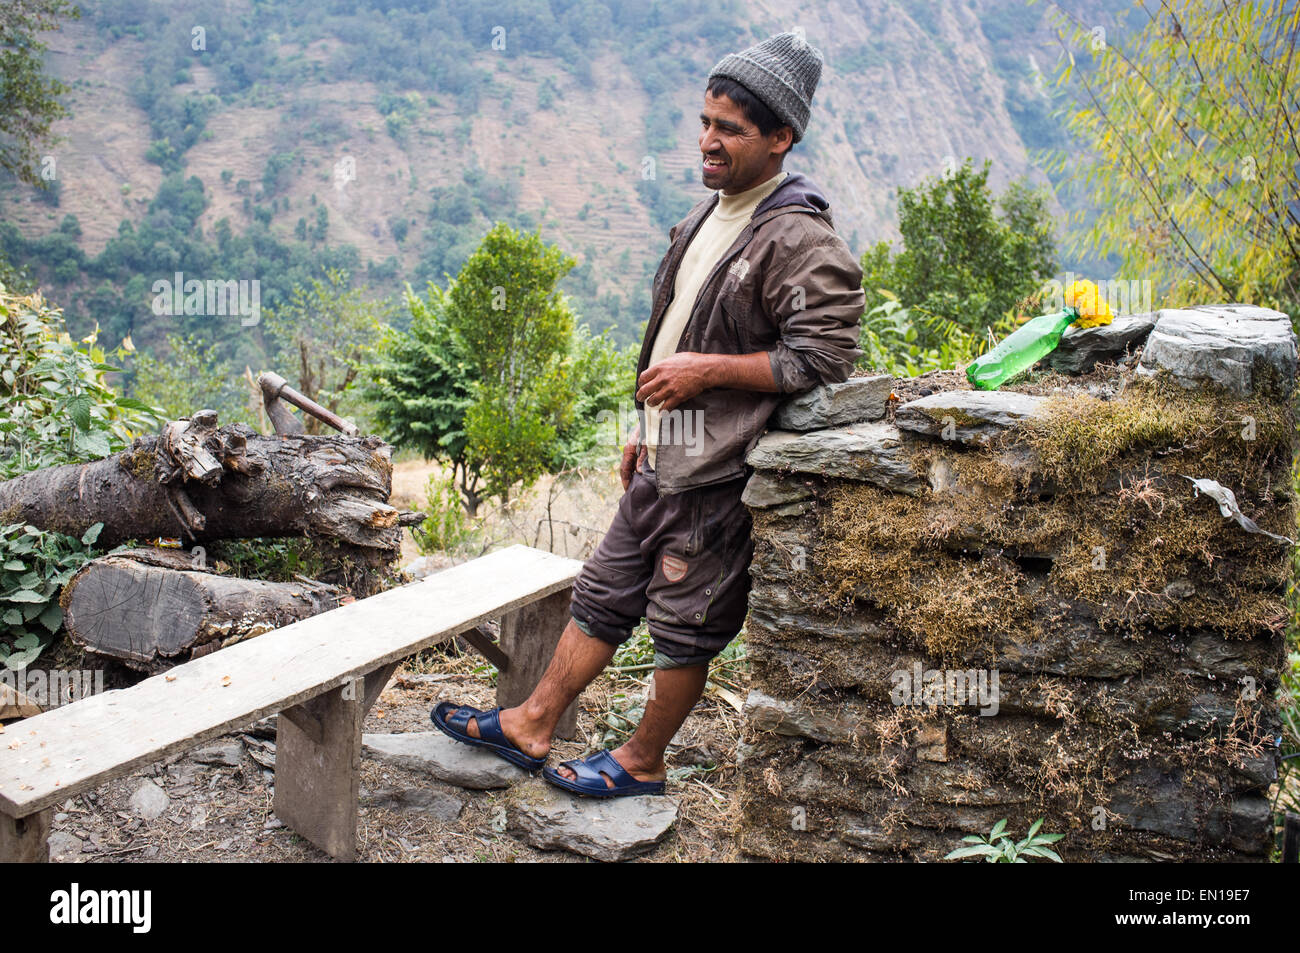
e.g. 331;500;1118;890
652;647;716;670
569;602;632;648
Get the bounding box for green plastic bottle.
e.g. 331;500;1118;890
965;306;1079;390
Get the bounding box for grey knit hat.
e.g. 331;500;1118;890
707;31;824;142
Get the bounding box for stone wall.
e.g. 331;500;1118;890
737;305;1297;861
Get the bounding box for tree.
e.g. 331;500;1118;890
0;0;80;187
366;273;634;518
446;223;578;506
129;332;258;427
861;159;1057;347
1045;0;1300;314
262;269;393;435
363;281;483;512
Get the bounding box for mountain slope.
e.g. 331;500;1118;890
0;0;1123;351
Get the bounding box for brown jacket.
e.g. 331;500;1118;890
636;171;865;494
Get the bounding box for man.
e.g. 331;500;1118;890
434;32;864;796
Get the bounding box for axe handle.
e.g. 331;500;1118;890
258;372;358;436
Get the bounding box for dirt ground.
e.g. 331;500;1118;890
39;651;747;863
35;458;750;864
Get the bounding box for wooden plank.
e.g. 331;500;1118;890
273;678;363;861
460;625;510;672
0;808;51;863
360;660;400;716
279;705;323;745
0;545;582;816
498;587;579;740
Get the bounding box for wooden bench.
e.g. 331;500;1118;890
0;545;583;862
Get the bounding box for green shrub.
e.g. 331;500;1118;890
857;294;1017;376
413;472;476;555
0;521;107;670
0;283;162;480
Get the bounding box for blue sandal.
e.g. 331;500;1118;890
543;749;666;798
430;702;546;772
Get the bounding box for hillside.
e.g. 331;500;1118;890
0;0;1126;355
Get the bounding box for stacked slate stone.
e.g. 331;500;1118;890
738;305;1297;861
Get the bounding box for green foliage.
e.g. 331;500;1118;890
378;92;422;140
412;472;477;556
0;0;81;187
261;150;300;199
597;690;646;748
857;294;1017;376
0;169;365;360
206;537;328;582
550;323;636;469
0;283;163;480
0;521;105;670
365;281;478;475
129;331;258;426
262;268;393;434
368;271;633;514
945;818;1065;863
611;623;655;670
1046;0;1300;313
861;159;1056;348
446;223;580;502
636;176;696;233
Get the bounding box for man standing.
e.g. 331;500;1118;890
434;32;864;796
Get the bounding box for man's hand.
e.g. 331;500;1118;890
619;423;643;490
637;351;779;413
635;352;716;413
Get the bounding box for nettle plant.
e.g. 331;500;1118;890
0;521;106;670
945;818;1065;863
0;284;158;669
0;282;161;480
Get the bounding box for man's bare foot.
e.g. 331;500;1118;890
447;706;551;761
556;742;667;789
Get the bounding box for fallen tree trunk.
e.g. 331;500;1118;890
0;412;422;564
60;548;344;671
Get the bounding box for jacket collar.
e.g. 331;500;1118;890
682;170;833;241
753;170;830;217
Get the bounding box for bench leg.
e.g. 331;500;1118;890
0;808;51;863
274;676;364;862
497;587;579;740
361;660;400;716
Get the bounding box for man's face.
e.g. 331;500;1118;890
699;89;791;195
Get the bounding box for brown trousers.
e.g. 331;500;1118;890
569;463;753;668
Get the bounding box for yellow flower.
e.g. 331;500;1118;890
1064;280;1113;328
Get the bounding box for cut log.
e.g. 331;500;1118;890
60;549;342;671
0;414;422;562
